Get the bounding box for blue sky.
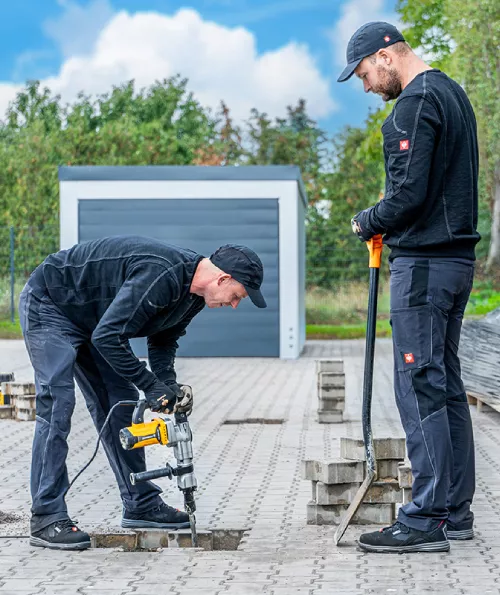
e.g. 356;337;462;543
0;0;400;135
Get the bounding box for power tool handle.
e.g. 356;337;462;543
130;465;173;485
174;411;188;424
132;399;148;425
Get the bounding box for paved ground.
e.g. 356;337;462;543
1;338;500;595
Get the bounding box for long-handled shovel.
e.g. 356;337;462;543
334;234;383;546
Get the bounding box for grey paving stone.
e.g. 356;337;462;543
307;501;395;525
341;437;406;461
301;459;364;483
317;410;344;423
376;459;403;479
398;462;413;488
315;359;344;374
0;339;499;594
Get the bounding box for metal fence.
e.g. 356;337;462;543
0;226;59;322
0;226;388;326
306;234;390;326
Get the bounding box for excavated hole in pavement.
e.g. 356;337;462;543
90;528;247;551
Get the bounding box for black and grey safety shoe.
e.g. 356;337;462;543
358;520;450;553
30;519;91;550
446;520;474;540
121;502;190;529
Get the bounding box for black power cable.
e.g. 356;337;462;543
65;400;138;496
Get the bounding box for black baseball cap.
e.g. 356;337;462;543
210;244;267;308
337;21;405;83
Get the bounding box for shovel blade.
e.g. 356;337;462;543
333;466;376;545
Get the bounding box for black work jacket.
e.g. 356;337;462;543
359;69;481;260
31;236;205;390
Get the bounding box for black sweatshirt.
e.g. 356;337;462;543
31;236;205;390
357;69;481;260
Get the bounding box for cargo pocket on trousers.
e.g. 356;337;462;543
390;303;432;372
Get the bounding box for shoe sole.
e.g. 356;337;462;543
30;536;91;551
447;529;474;540
121;519;190;530
357;540;450;554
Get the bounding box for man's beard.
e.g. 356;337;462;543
375;65;402;101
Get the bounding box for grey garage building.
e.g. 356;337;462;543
58;165;306;359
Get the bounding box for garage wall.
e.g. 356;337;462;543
78;198;279;357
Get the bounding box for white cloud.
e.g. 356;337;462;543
0;6;337;124
43;0;115;58
331;0;401;67
0;83;22;122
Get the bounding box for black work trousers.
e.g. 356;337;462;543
390;257;475;532
19;282;163;532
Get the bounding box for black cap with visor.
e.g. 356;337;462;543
337;21;405;83
210;244;267;309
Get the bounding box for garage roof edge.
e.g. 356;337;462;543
59;165;308;207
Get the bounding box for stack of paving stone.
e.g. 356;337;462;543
303;436;413;525
0;373;15;419
316;359;345;423
0;382;36;421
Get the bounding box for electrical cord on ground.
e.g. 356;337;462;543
65;400;138;497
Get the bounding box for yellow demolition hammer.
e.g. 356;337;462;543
120;400;198;546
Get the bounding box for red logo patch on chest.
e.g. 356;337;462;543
400;139;410;151
404;353;415;364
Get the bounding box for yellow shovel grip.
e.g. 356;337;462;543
367;235;383;268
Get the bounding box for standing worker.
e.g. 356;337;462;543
19;236;266;550
338;22;480;553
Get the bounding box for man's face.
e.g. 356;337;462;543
204;276;248;309
354;55;402;101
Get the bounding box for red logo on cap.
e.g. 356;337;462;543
384;35;391;42
400;139;410;151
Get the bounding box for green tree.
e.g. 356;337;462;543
0;77;222;273
307;125;384;288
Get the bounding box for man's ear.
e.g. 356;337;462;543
379;49;391;65
217;274;232;286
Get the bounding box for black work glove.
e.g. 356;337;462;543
173;384;194;416
351;211;374;242
144;378;179;413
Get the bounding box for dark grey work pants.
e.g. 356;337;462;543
19;283;162;532
390;257;475;532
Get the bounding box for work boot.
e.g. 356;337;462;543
121;501;190;529
358;520;450;553
30;519;91;550
446;520;474;540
